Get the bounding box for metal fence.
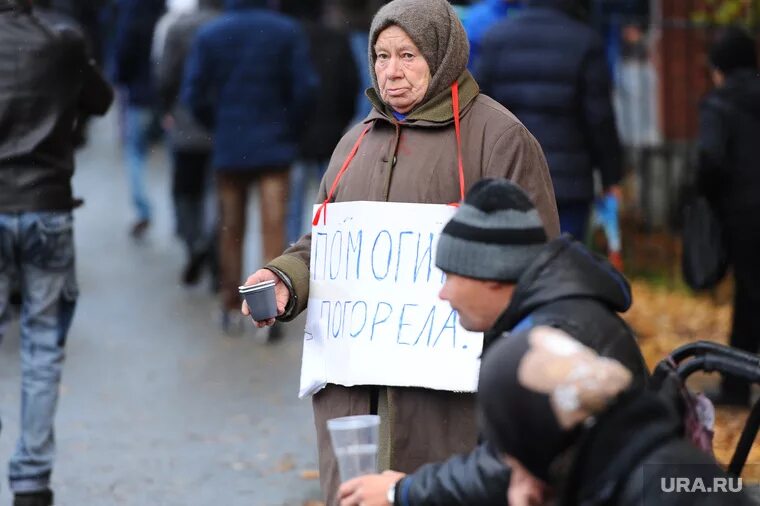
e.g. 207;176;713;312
599;0;759;232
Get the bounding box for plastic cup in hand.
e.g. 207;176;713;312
239;281;278;321
327;415;380;482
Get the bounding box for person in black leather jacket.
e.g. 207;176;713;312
479;326;755;506
338;179;648;506
0;0;113;212
0;2;112;505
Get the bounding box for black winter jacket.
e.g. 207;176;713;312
299;21;358;162
474;0;622;203
698;70;760;219
0;2;113;212
559;390;754;506
395;236;649;505
113;0;164;107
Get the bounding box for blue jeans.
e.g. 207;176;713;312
124;106;152;221
0;212;78;493
287;161;327;245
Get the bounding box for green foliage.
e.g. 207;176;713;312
691;0;760;28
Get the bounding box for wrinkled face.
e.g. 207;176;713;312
504;456;552;506
438;273;514;332
374;25;431;114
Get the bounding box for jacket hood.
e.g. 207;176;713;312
224;0;267;10
716;70;760;120
493;235;632;333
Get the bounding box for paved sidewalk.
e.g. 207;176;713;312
0;115;320;506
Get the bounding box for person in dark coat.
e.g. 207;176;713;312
113;0;165;238
698;27;760;407
281;0;358;245
475;0;623;240
337;179;648;506
0;1;113;504
49;0;110;63
181;0;317;334
155;0;220;285
478;326;755;506
463;0;520;66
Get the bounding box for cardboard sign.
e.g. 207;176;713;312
299;201;484;398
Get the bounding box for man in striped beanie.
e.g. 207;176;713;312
338;178;647;506
435;178;548;332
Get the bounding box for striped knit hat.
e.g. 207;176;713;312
436;179;548;282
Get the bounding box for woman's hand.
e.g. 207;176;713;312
240;269;291;327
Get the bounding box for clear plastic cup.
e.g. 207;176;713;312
327;415;380;482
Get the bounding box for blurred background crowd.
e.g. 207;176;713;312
50;0;757;300
2;0;760;503
32;0;760;444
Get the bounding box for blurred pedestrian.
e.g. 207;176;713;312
464;0;521;66
698;26;760;407
337;179;646;506
242;0;559;501
282;0;359;244
48;0;110;64
113;0;165;239
155;0;220;285
182;0;317;334
476;0;623;241
0;1;113;504
325;0;376;125
479;326;754;506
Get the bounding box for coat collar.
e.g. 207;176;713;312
364;70;480;127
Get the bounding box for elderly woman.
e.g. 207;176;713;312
243;0;559;502
478;327;753;506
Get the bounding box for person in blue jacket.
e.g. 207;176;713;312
181;0;317;335
463;0;521;66
475;0;623;241
113;0;165;238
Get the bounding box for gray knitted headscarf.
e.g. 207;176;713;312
369;0;470;106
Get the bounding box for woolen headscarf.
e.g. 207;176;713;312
368;0;470;105
478;326;633;482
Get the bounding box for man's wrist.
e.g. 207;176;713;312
388;478;404;506
386;481;396;506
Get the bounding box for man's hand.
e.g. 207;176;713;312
605;184;623;201
338;471;406;506
240;269;291;327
